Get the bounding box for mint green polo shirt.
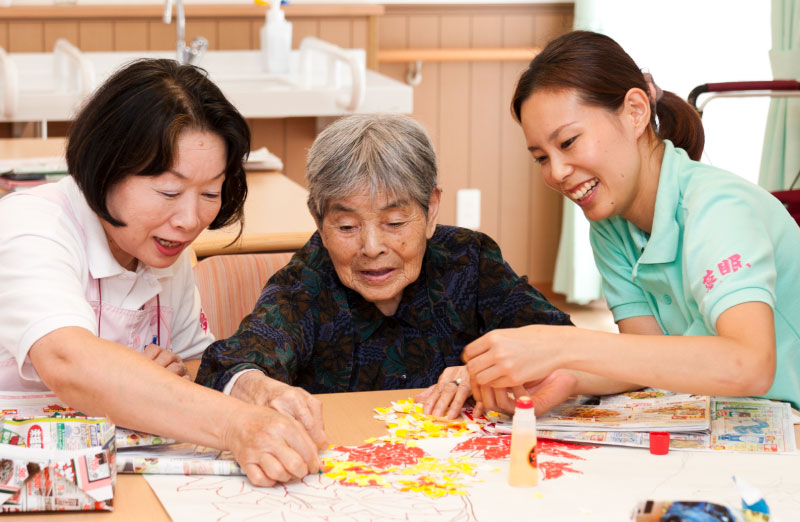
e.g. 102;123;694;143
590;140;800;409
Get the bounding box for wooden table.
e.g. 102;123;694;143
2;389;799;520
2;388;417;521
0;138;317;256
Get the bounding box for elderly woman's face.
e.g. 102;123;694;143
319;186;440;316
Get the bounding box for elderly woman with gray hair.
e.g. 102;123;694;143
196;114;571;438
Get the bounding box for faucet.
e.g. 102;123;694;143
163;0;208;66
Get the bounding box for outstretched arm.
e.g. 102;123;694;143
30;326;322;487
465;301;775;402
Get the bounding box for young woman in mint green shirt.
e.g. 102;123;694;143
464;31;800;413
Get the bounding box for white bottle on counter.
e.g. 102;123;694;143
260;0;293;74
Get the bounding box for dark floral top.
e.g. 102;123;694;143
196;225;572;394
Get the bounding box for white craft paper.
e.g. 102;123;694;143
145;435;800;521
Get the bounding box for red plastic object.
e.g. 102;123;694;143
771;188;800;227
649;432;670;455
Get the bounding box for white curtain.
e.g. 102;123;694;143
552;0;771;304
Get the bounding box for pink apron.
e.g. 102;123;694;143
0;183;173;391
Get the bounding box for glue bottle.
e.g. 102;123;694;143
260;0;293;74
508;396;539;487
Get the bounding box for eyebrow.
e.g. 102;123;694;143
528;121;577;152
167;169;226;180
329;199;410;214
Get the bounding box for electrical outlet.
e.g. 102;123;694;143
456;188;481;230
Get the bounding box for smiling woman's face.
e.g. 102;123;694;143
519;88;646;224
101;129;226;271
319;186;440;316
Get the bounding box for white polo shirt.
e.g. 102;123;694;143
0;176;214;386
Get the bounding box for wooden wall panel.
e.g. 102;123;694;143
292;19;318;50
147;19;174;50
9;22;42;52
114;21;149;51
282;118;316;188
500;61;535;276
437;15;469;228
319;19;352;48
44;21;79;51
0;22;8;49
186;20;217;50
78;21;113;51
351;18;368;51
469;14;502;246
378;4;573;281
217;20;252;51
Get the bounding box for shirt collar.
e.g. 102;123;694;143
63;176;177;282
637;140;684;266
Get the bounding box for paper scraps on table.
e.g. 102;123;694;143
321;441;480;498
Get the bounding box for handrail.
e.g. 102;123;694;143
0;46;19;119
377;47;540;64
377;47;539;85
299;36;365;112
688;80;800;115
53;38;96;98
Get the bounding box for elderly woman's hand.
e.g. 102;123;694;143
231;371;328;449
223;402;320;487
143;344;191;380
414;365;472;419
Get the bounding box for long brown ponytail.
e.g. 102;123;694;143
511;31;704;161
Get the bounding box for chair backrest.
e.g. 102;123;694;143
193;252;294;339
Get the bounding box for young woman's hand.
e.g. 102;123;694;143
470;370;578;417
231;371;328;449
143;344;191;380
462;325;568;389
224;403;321;487
414;365;472;419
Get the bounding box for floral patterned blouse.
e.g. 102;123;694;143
196;225;572;393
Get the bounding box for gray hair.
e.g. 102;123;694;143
306;114;438;221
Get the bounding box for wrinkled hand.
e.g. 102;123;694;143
232;371;328;449
463;325;566;388
224;403;320;487
143;344;190;380
414;366;471;419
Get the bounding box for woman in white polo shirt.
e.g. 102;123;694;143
0;59;325;486
463;31;800;413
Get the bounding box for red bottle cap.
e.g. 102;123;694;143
515;396;533;409
649;431;670;455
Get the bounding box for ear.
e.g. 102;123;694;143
622;87;652;139
424;187;441;239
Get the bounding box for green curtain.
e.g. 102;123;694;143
759;0;800;190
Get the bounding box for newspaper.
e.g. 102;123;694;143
117;443;241;475
0;391;174;448
489;390;797;454
535;389;711;432
0;416;115;512
0;392;237;476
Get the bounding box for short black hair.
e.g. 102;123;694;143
66;58;249;231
